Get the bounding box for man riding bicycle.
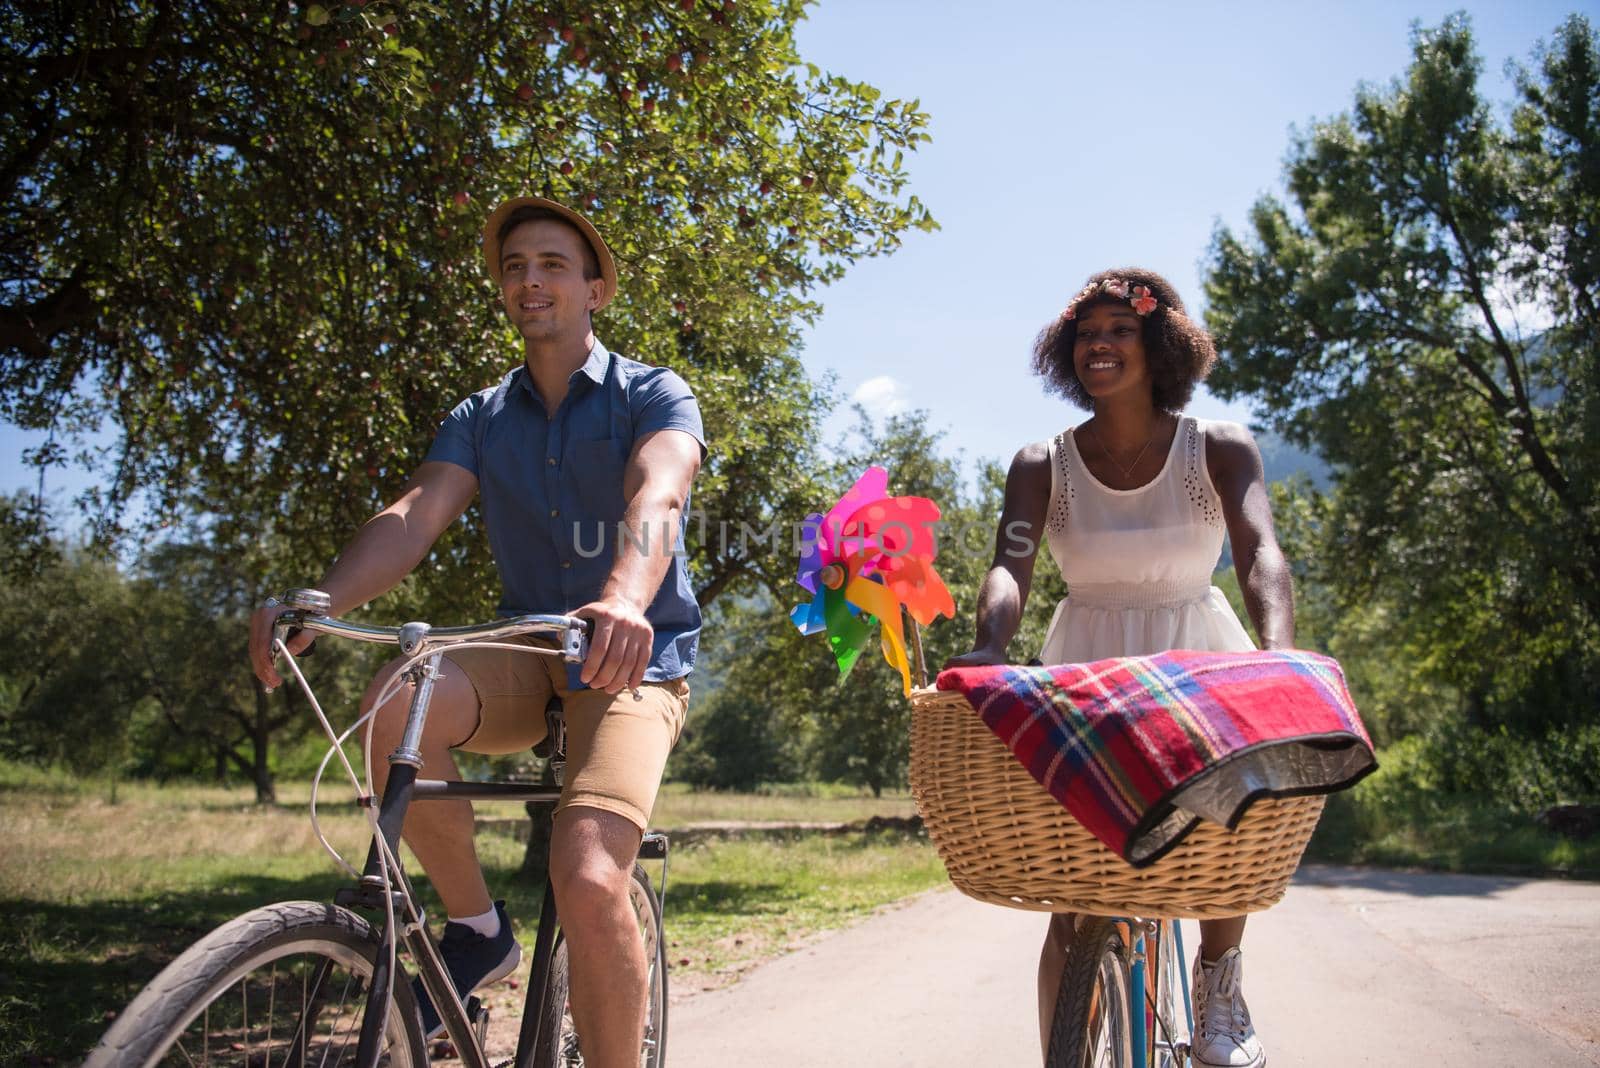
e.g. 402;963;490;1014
248;196;704;1068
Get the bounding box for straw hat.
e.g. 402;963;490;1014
481;196;617;309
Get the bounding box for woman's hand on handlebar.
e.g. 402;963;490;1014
943;646;1010;671
573;596;653;694
249;598;316;692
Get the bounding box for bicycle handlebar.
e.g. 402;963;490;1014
273;588;591;663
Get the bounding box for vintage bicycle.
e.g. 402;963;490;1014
86;588;669;1068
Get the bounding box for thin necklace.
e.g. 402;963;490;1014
1088;419;1158;480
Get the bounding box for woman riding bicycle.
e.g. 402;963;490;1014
946;268;1292;1068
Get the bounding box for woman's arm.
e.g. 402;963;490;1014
945;442;1051;668
1206;422;1295;649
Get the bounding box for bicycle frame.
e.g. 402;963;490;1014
271;594;653;1068
1127;917;1192;1067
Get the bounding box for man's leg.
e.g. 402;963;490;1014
546;676;688;1067
364;657;493;916
549;807;648;1068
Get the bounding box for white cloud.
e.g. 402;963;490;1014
850;375;909;418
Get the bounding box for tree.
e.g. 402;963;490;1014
122;538;377;801
1203;14;1600;730
1;0;934;617
0;495;373;798
0;496;142;773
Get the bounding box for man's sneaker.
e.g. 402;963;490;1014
412;900;522;1039
1190;947;1266;1068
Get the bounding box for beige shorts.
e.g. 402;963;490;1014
444;640;690;831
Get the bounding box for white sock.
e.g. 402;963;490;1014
449;904;501;939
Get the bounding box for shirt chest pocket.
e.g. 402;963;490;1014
565;438;629;522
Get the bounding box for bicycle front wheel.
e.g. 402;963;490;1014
85;900;427;1068
1047;916;1135;1068
533;864;667;1068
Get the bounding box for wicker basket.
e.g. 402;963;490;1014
909;686;1325;919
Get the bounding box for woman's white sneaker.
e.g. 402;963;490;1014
1190;947;1266;1068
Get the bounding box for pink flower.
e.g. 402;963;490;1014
1131;285;1158;315
1063;305;1076;320
1103;279;1129;299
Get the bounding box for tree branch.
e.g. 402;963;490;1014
0;270;93;359
695;559;749;608
1437;203;1579;516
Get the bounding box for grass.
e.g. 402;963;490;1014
1304;769;1600;879
651;780;918;826
0;763;943;1063
9;755;1594;1062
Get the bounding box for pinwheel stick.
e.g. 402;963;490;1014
907;614;927;688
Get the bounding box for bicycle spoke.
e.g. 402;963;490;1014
314;968;358;1068
296;955;310;1065
265;960;277;1068
242;971;251;1066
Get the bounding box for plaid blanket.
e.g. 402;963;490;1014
936;650;1376;867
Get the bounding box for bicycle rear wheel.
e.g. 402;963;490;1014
1047;916;1135;1068
84;900;426;1068
533;864;667;1067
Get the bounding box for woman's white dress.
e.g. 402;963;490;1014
1037;415;1256;664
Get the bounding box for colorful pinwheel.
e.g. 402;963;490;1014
791;466;956;695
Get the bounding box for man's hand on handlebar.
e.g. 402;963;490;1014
249;597;315;692
573;595;653;695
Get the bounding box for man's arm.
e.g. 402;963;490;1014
1207;423;1295;650
249;461;479;689
575;428;702;693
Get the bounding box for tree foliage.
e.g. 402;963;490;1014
0;496;374;798
2;0;935;617
1203;14;1600;729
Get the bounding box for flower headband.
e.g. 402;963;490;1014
1062;278;1159;320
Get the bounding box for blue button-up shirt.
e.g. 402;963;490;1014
425;341;705;684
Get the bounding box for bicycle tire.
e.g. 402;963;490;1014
1046;916;1135;1068
84;900;427;1068
531;864;667;1067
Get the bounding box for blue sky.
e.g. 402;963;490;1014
3;0;1585;509
790;0;1584;470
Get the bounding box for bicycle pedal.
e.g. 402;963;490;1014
466;994;489;1045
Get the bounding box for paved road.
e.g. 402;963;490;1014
671;865;1600;1066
